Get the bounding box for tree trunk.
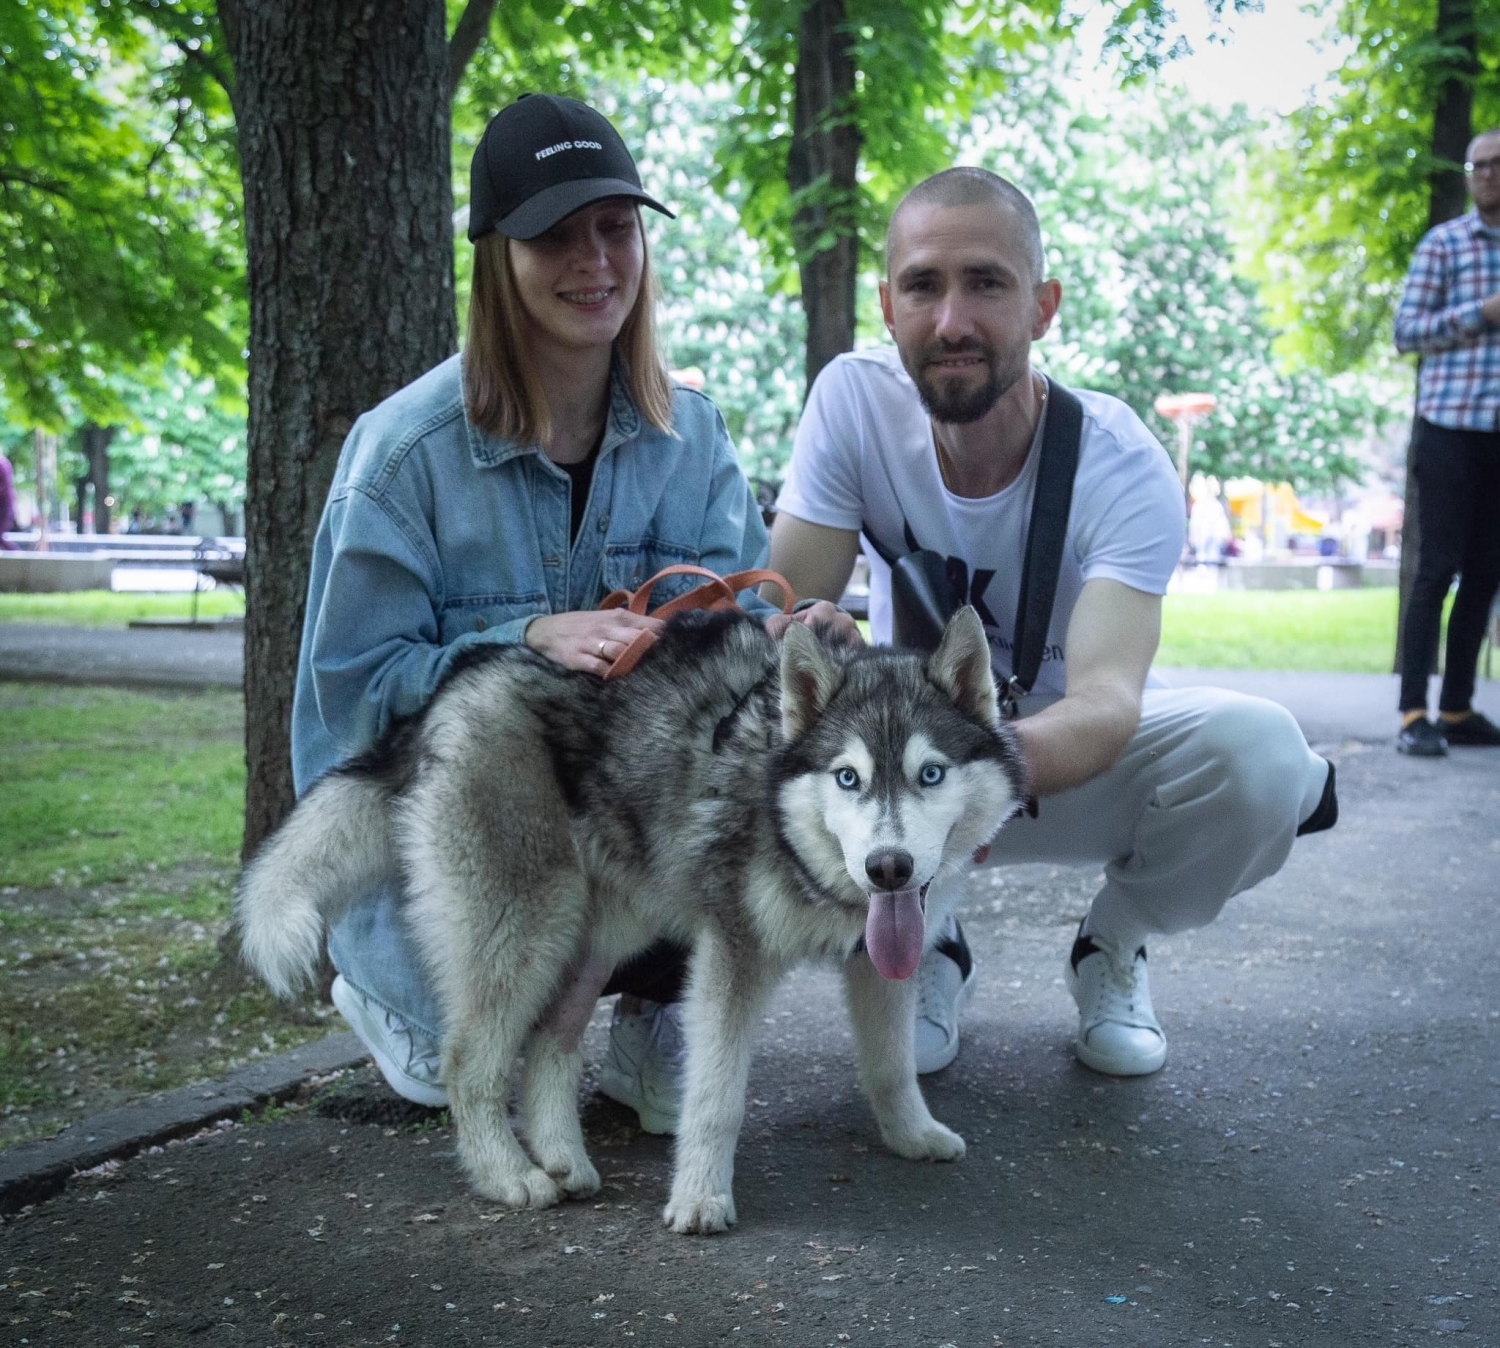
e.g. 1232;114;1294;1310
788;0;861;395
79;424;114;535
220;0;458;858
1395;0;1477;673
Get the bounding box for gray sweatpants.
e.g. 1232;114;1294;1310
982;686;1331;950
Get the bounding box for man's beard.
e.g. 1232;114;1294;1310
909;340;1027;425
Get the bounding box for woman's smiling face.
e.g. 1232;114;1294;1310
507;198;644;358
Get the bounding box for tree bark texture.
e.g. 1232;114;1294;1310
789;0;861;395
76;424;114;536
221;0;458;856
1395;0;1477;673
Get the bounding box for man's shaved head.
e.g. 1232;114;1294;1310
886;168;1045;283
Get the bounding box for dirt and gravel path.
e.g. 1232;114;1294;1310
4;739;1497;1346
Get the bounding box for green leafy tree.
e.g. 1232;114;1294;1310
0;0;242;428
979;67;1373;492
1251;0;1500;370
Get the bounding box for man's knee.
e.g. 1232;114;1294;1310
1193;693;1312;826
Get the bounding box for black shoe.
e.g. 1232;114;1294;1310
1296;759;1338;836
1440;710;1500;747
1396;717;1448;757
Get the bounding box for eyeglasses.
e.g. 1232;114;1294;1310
1465;156;1500;175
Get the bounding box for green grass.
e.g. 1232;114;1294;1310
0;589;244;627
1157;588;1407;673
0;682;327;1147
0;684;246;889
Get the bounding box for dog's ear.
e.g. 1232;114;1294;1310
927;606;998;725
780;621;841;740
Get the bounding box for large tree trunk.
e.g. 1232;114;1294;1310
788;0;861;395
220;0;458;857
78;423;114;535
1395;0;1477;673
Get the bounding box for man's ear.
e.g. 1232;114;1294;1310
879;277;896;338
781;622;841;740
927;606;998;726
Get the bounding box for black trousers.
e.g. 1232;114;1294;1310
600;939;689;1004
1398;418;1500;713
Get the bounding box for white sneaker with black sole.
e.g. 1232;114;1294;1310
597;997;685;1134
1065;921;1167;1077
914;917;977;1075
330;974;448;1108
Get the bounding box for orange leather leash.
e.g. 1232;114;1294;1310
597;564;796;679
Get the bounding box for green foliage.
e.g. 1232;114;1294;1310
978;66;1374;490
1249;0;1500;371
0;0;243;430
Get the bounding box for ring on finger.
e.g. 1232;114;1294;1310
598;639;609;660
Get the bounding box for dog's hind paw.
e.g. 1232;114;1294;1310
471;1164;563;1210
663;1190;736;1235
884;1119;965;1163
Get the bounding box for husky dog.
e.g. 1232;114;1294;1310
236;605;1025;1233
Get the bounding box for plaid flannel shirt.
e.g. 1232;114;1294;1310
1394;211;1500;430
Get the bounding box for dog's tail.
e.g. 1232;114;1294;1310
234;770;394;999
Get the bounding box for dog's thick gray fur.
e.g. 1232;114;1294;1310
236;605;1025;1233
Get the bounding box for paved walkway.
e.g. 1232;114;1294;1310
3;620;1499;745
4;620;1500;1345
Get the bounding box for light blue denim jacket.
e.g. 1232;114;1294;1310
292;353;770;1037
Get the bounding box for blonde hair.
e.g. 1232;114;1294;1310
463;214;674;446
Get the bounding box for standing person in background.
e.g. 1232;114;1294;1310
0;451;18;549
1392;129;1500;756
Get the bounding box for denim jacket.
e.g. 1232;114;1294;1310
292;353;770;793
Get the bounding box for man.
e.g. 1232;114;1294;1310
770;167;1338;1076
1391;130;1500;757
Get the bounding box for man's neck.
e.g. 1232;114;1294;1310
930;367;1044;499
1477;203;1500;229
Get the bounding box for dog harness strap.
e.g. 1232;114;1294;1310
1005;379;1083;719
599;566;800;680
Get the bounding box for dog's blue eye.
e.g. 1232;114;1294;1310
835;767;860;790
919;764;946;786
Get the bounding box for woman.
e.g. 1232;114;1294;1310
291;95;774;1126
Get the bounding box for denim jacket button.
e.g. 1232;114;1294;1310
598;514;610;532
475;617;487;632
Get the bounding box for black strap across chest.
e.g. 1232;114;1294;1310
862;378;1083;718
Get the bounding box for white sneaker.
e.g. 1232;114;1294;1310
330;974;448;1108
914;918;977;1075
1065;922;1167;1077
597;998;684;1134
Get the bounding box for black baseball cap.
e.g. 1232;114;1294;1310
467;94;674;242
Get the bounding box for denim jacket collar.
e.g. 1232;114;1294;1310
463;357;642;470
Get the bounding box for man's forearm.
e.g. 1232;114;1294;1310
1012;685;1142;799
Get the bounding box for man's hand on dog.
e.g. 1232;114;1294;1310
527;611;664;674
765;600;864;647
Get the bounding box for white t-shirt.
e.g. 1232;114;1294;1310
776;347;1185;700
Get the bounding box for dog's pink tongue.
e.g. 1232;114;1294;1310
865;889;925;981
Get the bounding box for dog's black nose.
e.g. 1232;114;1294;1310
865;848;914;891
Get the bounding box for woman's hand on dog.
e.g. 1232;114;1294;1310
765;600;864;648
526;611;664;674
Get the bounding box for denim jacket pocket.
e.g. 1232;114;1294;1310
437;591;549;645
602;538;704;607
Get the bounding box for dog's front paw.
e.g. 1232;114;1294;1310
663;1190;737;1235
883;1119;966;1163
470;1163;563;1210
550;1152;602;1200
